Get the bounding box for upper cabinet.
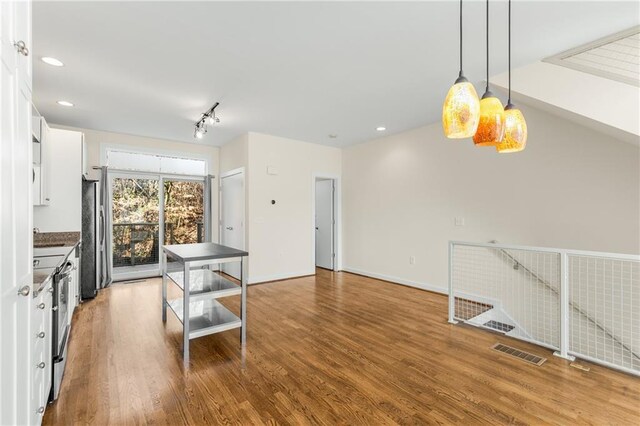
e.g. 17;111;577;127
33;128;84;233
33;110;51;206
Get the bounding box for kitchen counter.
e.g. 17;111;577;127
33;231;81;292
34;231;80;248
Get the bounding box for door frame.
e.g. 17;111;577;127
311;173;341;272
219;167;246;249
108;170;207;281
219;168;246;276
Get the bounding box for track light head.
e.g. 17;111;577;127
194;123;206;139
206;115;220;126
193;102;220;139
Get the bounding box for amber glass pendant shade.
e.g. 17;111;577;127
473;92;505;146
442;77;480;138
496;104;527;153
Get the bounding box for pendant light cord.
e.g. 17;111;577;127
459;0;463;75
508;0;511;104
485;0;489;92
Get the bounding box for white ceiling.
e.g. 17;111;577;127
33;1;639;147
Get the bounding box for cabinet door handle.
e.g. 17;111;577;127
48;287;54;293
37;407;45;415
37;362;46;369
37;331;45;338
37;303;46;310
14;40;29;56
18;285;30;297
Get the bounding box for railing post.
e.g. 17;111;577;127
554;251;575;361
448;241;457;324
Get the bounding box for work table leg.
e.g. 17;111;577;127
162;251;167;323
241;257;247;345
183;261;190;365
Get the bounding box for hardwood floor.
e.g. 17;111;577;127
44;269;639;425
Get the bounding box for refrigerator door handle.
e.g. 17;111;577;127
99;207;105;246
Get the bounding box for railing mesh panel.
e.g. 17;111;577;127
568;255;640;373
452;244;561;350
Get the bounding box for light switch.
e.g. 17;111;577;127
267;166;279;175
455;217;465;226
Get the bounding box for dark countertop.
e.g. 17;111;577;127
163;242;248;263
34;231;81;248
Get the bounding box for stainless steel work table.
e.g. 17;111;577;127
162;242;248;363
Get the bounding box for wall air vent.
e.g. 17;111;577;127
543;26;639;87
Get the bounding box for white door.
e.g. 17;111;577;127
220;171;244;280
1;1;33;424
315;179;334;270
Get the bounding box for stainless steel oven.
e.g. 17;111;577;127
51;260;72;401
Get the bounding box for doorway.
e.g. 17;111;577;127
109;172;206;281
314;178;335;270
220;168;245;280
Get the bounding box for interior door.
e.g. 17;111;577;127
220;171;244;280
0;1;33;424
315;179;334;270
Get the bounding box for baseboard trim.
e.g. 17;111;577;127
342;267;447;295
249;270;316;285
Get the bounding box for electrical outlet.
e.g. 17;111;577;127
409;256;415;265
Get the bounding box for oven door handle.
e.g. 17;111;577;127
59;261;74;276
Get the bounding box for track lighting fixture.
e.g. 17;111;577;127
193;102;220;139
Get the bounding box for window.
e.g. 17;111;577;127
106;149;207;176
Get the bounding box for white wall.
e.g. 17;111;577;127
222;132;341;283
220;133;248;175
219;134;250;254
52;125;221;242
342;104;640;293
33;128;82;232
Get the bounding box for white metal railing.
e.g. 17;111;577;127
449;241;640;376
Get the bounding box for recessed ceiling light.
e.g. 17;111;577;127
376;126;386;131
57;100;74;107
41;57;64;67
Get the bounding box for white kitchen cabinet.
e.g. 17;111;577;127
32;116;51;206
30;280;52;425
0;1;34;425
33;128;83;232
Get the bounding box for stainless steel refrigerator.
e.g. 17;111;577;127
81;178;104;299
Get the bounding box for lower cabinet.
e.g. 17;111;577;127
30;280;52;425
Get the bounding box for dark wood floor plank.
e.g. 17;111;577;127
44;269;640;425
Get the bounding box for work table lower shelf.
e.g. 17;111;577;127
165;298;242;339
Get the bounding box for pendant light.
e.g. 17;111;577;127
473;0;505;147
496;0;527;153
442;0;480;139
